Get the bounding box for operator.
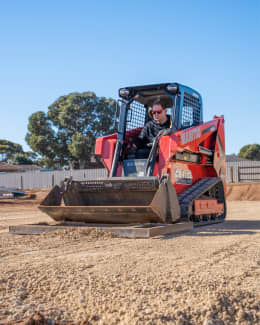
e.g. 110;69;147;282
134;98;171;150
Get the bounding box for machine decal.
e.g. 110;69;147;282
180;127;201;145
175;168;192;185
123;159;146;177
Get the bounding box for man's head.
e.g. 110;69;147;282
151;99;167;124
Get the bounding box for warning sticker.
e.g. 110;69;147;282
175;168;192;185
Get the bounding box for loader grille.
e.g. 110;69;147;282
78;177;159;192
126;101;147;130
181;92;201;129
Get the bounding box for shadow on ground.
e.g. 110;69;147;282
158;220;260;240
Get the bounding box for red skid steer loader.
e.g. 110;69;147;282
39;83;226;226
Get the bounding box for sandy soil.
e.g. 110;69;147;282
0;189;259;324
226;183;260;201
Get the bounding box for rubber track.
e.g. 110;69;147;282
178;177;225;226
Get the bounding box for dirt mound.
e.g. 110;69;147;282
41;227;119;241
227;183;260;201
0;189;49;207
25;189;50;203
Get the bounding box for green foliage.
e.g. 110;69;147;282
238;144;260;161
33;157;55;169
26;111;57;161
26;92;117;169
12;153;34;165
68;133;94;169
0;139;39;165
0;139;23;162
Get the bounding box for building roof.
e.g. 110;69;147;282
17;164;42;170
226;154;251;163
0;162;42;172
0;162;21;172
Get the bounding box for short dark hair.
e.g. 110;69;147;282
152;98;166;109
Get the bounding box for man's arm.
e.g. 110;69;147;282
134;123;151;149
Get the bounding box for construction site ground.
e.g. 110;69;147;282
0;185;259;325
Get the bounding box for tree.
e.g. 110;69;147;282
68;133;94;169
26;112;58;165
12;153;34;165
26;92;117;169
238;144;260;161
0;139;39;165
0;139;23;162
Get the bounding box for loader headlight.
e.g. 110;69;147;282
119;88;130;98
166;84;178;94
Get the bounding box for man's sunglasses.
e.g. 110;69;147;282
151;109;163;115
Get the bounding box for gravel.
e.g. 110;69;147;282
0;199;259;324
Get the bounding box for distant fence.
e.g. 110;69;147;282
1;161;260;189
237;166;260;182
226;161;260;183
0;169;107;190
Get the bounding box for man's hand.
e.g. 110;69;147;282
158;128;172;137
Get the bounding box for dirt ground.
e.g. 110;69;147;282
0;187;259;325
226;183;260;201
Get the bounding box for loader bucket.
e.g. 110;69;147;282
39;177;180;224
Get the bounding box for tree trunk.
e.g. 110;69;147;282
69;160;74;170
79;159;85;169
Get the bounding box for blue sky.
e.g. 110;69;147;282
0;1;259;154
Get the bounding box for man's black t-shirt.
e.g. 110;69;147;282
135;116;171;149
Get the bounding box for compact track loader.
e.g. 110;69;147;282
40;83;226;226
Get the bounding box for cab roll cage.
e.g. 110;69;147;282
110;83;203;177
